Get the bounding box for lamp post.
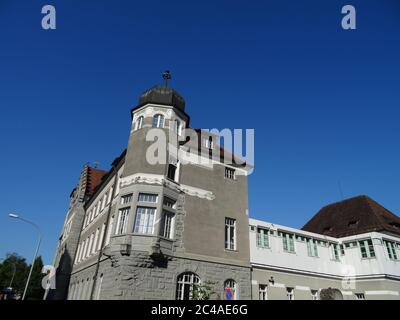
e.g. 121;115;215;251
8;213;42;300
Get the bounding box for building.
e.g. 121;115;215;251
250;195;400;300
47;75;252;300
47;77;400;300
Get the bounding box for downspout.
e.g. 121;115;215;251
89;172;119;300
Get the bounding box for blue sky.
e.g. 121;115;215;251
0;0;399;265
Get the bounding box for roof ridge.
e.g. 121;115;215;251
363;196;387;230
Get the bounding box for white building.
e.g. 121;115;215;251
250;195;400;300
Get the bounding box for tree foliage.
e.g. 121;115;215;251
0;253;44;300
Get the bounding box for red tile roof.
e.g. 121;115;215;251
85;167;108;197
302;195;400;238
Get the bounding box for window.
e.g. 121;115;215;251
259;285;268;300
74;243;82;264
121;193;133;204
152;114;165;128
384;240;398;260
286;287;295;300
92;228;100;254
204;137;213;149
340;244;345;256
97;223;106;251
101;193;107;210
161;211;175;239
105;215;114;246
134;207;156;234
224;279;237;300
176;272;200;300
225;218;236;250
311;290;319;300
78;240;85;262
116;208;130;235
107;187;113;204
163;197;176;209
256;228;269;248
138;193;158;203
281;232;295;253
359;239;375;258
136;116;143;130
175;120;182;136
307;238;318;257
225;167;235;180
355;293;365;300
331;243;340;261
167;163;177;181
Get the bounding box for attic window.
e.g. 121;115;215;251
348;220;359;228
323;226;332;234
389;222;400;229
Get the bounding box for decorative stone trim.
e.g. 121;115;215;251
120;173;215;200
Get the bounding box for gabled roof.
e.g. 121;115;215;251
302;195;400;238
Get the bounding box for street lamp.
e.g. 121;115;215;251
8;213;42;300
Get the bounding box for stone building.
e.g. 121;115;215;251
47;77;400;300
47;77;252;300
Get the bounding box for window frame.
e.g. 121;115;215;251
225;218;237;251
152;114;165;128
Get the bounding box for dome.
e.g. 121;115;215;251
138;85;185;111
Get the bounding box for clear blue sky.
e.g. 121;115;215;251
0;0;399;265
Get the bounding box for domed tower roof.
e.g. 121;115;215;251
138;70;185;111
139;85;185;111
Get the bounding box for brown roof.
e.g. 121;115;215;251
85;167;108;197
302;195;400;238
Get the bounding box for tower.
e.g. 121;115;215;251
57;73;252;300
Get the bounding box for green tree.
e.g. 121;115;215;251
26;256;45;300
192;281;215;300
0;253;28;295
0;253;45;300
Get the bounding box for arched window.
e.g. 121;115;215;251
176;272;200;300
152;114;165;128
224;279;237;300
135;116;143;130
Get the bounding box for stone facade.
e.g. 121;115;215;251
49;83;252;300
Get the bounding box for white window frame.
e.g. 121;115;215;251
225;218;236;250
161;210;175;239
256;228;269;248
282;232;295;253
152;114;165;128
121;193;133;205
116;207;130;235
138;193;158;203
359;239;375;258
225;167;236;180
384;239;398;260
176;272;200;300
259;285;268;300
286;287;295;300
134;206;156;235
307;238;318;257
224;279;238;300
135;116;143;130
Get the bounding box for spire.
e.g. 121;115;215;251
162;70;171;88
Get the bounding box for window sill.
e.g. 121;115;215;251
224;248;238;253
283;250;296;254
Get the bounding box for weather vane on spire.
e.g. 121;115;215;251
162;70;171;88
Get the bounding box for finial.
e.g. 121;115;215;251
162;70;171;88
